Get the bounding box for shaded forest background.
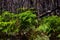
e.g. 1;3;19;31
0;0;60;17
0;0;60;40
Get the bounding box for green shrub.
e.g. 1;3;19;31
0;11;19;35
0;10;38;35
36;16;60;39
18;10;38;31
1;11;18;22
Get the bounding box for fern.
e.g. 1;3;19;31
36;16;60;35
0;10;37;35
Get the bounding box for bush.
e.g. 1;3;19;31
0;10;38;35
36;16;60;40
0;11;20;35
1;11;18;22
18;10;38;31
37;16;60;32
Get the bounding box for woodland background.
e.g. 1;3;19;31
0;0;60;16
0;0;60;40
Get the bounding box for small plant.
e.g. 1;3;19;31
19;10;38;31
0;10;38;35
0;11;20;35
36;16;60;40
1;11;18;22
